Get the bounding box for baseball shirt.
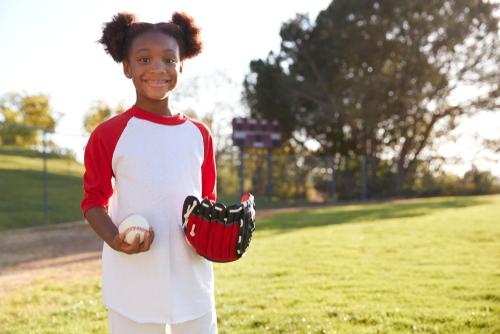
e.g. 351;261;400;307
81;104;217;324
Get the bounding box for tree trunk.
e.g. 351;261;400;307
395;141;410;196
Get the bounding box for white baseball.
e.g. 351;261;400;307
118;214;150;244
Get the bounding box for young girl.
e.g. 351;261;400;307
81;12;218;334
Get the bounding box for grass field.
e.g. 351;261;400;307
1;195;499;333
0;146;84;229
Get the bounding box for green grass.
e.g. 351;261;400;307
0;146;84;229
1;195;499;333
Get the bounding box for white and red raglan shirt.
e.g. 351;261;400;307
81;105;217;324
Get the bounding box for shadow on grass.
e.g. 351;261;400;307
256;196;488;233
218;194;326;210
0;169;83;229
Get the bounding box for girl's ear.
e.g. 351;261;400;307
123;60;132;79
179;61;183;74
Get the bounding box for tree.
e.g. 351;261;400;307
0;93;57;146
244;0;499;197
172;71;245;157
83;100;125;134
484;138;500;154
243;55;299;149
462;165;496;194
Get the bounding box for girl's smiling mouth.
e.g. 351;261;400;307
144;79;170;87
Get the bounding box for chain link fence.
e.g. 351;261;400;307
216;151;339;204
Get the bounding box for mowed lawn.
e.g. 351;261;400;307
1;195;499;333
0;147;84;229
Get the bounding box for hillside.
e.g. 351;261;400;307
0;146;84;229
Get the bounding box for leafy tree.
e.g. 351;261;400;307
83;100;125;134
484;138;500;154
462;165;496;194
244;0;499;197
0;93;57;146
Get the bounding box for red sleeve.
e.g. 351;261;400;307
191;120;217;202
81;112;132;217
81;130;114;216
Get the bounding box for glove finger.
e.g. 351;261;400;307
199;199;214;221
238;195;255;256
218;204;239;262
212;203;228;261
182;196;199;231
218;222;233;262
242;204;254;251
228;218;240;261
227;203;244;257
242;193;256;227
206;217;218;261
198;209;212;256
198;199;214;258
183;198;198;249
213;202;227;224
240;208;249;256
212;220;226;261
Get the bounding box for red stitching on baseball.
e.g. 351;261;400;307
123;226;148;235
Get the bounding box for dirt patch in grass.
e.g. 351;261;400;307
0;221;102;296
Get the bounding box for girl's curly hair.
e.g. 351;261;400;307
98;12;203;62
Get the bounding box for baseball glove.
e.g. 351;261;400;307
181;193;256;262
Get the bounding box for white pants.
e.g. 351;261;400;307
108;308;218;334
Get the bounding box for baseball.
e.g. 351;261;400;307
118;214;150;244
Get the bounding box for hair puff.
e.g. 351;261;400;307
99;12;138;62
171;12;203;60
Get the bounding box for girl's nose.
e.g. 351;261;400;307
151;60;167;72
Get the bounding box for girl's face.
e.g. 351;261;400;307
123;30;183;102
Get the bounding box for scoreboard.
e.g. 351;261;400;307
232;117;282;149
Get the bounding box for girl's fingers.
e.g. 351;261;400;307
122;234;141;253
140;232;150;252
120;229;154;254
140;230;154;252
111;233;126;251
117;233;126;243
131;234;141;251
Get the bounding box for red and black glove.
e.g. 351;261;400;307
181;193;256;262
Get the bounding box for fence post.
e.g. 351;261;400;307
42;129;49;224
361;154;367;200
295;155;301;201
330;155;337;203
267;149;273;201
239;149;245;195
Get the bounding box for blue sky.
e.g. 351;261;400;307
1;0;499;176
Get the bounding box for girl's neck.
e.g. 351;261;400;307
135;97;172;116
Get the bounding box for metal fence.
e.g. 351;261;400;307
216;151;337;203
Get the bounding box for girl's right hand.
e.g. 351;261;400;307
109;228;155;254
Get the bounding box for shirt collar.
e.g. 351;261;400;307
128;105;187;125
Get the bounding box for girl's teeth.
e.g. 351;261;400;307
148;80;167;86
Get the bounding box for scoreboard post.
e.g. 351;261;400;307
232;118;282;200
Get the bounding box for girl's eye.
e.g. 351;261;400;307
165;58;177;64
139;57;150;63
